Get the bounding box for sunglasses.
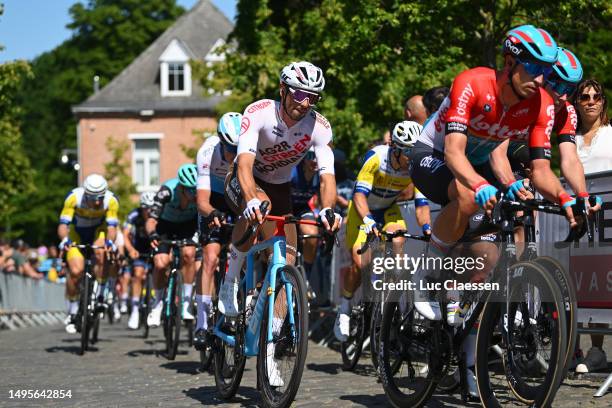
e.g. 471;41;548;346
84;194;105;202
578;93;603;104
516;58;553;80
545;78;576;97
288;87;321;106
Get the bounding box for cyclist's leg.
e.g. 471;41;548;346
148;221;172;327
298;211;318;280
180;245;197;320
195;241;219;336
65;229;85;333
128;261;146;329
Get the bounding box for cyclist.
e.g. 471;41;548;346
145;164;199;327
193;112;240;349
58;174;119;334
219;61;342;386
333;120;432;342
123;191;155;330
290;147;321;298
409;24;575;398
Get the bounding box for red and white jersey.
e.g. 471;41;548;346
237;99;335;184
418;67;555;165
553;100;578;144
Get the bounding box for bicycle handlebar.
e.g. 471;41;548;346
357;229;430;255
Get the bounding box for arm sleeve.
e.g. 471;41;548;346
313;112;335;175
354;151;378;197
444;70;478;136
196;141;214;191
237;100;272;157
59;193;76;225
414;188;429;207
528;93;555;160
105;196;119;227
149;186;172;220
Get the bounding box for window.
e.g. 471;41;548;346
168;63;185;91
131;137;161;191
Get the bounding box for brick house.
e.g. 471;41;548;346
72;0;232;192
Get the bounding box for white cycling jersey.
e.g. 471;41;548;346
237;99;335;184
196;135;230;194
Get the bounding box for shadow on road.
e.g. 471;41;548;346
161;360;201;375
306;362;342;375
61;337;113;343
183;385;259;407
126;349;161;357
339;393;387;407
45;345;99;355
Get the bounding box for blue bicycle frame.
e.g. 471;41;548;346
213;235;296;357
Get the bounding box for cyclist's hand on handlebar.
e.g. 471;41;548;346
474;182;498;212
207;209;225;228
105;239;117;253
506;179;531;201
362;214;379;237
244;198;264;224
58;237;72;252
149;232;160;249
129;248;139;260
422;223;432;236
559;193;577;228
319;207;342;232
581;193;603;215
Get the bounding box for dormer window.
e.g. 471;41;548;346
159;39;192;97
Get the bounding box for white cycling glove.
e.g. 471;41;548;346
319;207;342;231
243;198;262;220
362;214;377;235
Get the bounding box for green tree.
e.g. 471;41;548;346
198;0;611;169
104;137;137;220
15;0;185;243
0;4;35;238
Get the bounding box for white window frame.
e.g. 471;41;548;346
159;39;192;97
129;133;163;192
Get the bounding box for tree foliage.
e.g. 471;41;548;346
14;0;185;243
198;0;612;167
104;137;137;221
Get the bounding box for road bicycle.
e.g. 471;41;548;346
213;202;334;408
377;194;587;407
139;253;154;339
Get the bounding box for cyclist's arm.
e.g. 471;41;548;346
530;159;571;204
489;139;516;187
122;224;137;254
352;192;371;220
58;193;75;240
559;142;587;194
352;149;377;219
319;173;337;210
236;153;259;203
196;189;216;217
146;186;171;234
196;141;216;216
105;195;119;242
106;225;117;243
445;133;488;189
413;189;431;230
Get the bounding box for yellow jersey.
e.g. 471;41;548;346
353;144;424;210
59;187;119;229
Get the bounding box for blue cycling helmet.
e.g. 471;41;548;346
552;47;583;83
217;112;242;147
177;163;198;188
503;24;558;64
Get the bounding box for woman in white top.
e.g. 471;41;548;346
574;78;611;373
575;79;611;174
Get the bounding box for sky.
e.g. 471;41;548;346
0;0;237;63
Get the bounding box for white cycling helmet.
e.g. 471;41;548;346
83;173;108;196
217;112;242;147
391;120;422;148
280;61;325;93
140;191;155;208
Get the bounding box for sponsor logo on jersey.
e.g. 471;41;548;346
315;112;331;129
544;105;555;142
456;83;475;116
470;114;529;139
484;104;492;112
512;107;529;117
419;155;445;173
247;100;272;114
254;134;312;174
240;117;250;135
567;104;578;130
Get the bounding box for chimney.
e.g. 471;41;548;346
93;75;100;93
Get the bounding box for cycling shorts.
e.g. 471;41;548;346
155;218;197;254
224;163;292;216
409;143;454;206
345;201;406;250
66;223;107;261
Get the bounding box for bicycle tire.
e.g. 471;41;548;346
142;273;152;339
257;265;309;408
214;283;246;399
378;290;437;408
534;256;578;381
370;300;383;371
167;271;183;360
79;272;91;355
475;261;567;407
91;312;100;344
341;302;368;371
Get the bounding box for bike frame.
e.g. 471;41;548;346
214;219;300;357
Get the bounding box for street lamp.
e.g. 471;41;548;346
60;148;79;186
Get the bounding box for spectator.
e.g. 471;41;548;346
573;78;612;374
404;95;427;125
423;86;450;117
334;149;355;218
39;245;64;282
0;239;10;272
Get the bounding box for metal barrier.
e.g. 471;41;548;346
0;272;66;330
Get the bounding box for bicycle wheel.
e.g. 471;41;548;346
476;261;567;407
142;273;152;339
79;273;91;355
167;271;183;360
91;312;100;344
341;302;368;371
378;290;437;408
370;300;383;371
214;284;246;399
534;256;577;380
257;265;308;408
200;302;216;372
